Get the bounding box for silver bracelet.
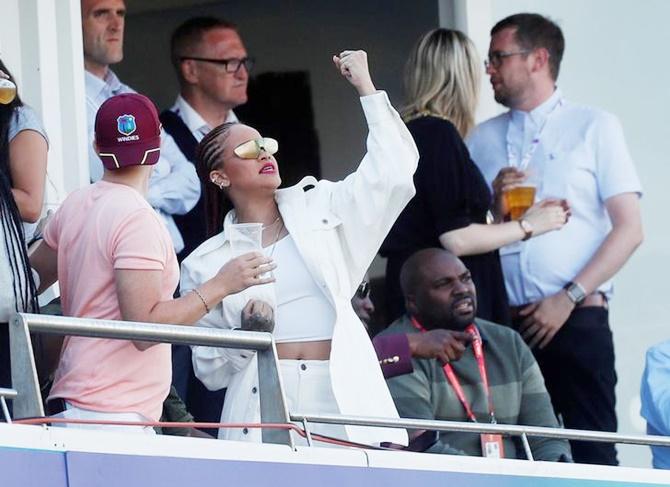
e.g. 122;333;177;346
191;288;210;314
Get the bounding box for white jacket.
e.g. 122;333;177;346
180;91;418;445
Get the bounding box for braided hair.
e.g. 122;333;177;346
0;59;39;315
195;122;237;238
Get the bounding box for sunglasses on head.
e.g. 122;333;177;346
355;281;371;300
233;137;279;159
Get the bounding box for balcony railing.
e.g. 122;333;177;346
6;312;670;461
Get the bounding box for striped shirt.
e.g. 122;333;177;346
379;316;571;461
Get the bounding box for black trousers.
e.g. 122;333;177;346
172;344;226;437
514;306;618;465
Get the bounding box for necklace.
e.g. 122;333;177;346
261;215;281;230
265;217;285;258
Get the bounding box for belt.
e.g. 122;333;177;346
510;292;608;321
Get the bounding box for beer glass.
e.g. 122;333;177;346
503;185;536;220
502;167;539;221
0;79;16;105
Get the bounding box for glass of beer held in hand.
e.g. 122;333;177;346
503;185;536;221
0;78;17;104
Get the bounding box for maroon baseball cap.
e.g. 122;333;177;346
94;93;161;170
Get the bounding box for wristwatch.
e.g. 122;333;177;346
518;218;533;241
564;281;587;305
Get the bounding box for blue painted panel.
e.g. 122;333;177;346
65;451;668;487
0;447;67;487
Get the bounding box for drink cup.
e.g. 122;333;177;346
503;185;536;221
228;222;263;257
228;222;276;308
0;79;17;105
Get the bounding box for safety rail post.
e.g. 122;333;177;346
9;313;293;447
0;388;17;423
8;316;43;419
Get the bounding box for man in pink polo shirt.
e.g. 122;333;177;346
30;93;274;433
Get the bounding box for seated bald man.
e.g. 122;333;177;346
378;248;572;461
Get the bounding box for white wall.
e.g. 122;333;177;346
0;0;89;207
487;0;670;468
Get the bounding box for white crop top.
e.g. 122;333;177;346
266;234;335;343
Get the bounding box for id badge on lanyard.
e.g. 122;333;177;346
410;317;505;458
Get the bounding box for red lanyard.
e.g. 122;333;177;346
410;316;496;424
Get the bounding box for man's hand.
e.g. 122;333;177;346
518;292;575;349
407;330;473;364
491;167;526;218
332;50;376;97
240;299;275;333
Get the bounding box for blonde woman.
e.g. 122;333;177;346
381;29;568;325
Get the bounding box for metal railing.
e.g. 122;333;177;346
6;312;670;462
291;413;670;460
8;312;293;447
0;387;17;424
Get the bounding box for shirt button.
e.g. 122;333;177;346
252;387;257;394
300;364;307;371
243;427;249;434
322;218;328;225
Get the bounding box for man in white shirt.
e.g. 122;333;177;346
81;0;200;254
467;13;643;466
160;17;251;260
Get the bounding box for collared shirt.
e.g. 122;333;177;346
467;88;642;306
85;70;200;253
641;341;670;469
169;95;238;143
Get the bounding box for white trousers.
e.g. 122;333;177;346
51;401;156;435
279;359;347;446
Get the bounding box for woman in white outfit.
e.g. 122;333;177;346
180;50;418;446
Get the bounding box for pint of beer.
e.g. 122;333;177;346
503;185;536;220
0;79;17;105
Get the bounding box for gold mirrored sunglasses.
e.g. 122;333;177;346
233;137;279;159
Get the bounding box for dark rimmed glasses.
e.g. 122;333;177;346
484;50;530;70
181;56;255;74
233;137;279;159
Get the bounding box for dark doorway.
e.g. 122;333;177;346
236;71;321;188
